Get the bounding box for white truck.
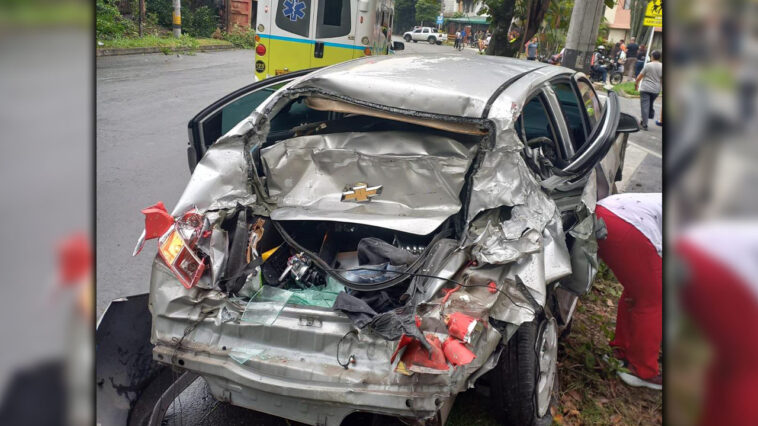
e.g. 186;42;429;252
403;26;447;45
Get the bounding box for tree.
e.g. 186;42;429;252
415;0;439;26
393;0;417;33
482;0;552;57
629;0;651;44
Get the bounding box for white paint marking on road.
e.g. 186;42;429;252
628;140;662;159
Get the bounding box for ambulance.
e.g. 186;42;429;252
253;0;395;80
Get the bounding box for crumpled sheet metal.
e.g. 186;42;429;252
149;257;504;406
261;131;475;235
172;136;257;216
291;54;547;118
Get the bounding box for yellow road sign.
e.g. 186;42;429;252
644;0;662;27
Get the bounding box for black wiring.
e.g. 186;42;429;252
336;329;358;369
325;267;537;314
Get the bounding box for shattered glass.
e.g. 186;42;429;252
229;347;269;364
240;286;293;325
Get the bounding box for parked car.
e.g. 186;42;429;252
403;27;447;45
97;54;638;426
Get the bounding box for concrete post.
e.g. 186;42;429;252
562;0;606;73
172;0;181;38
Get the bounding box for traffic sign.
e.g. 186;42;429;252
436;15;443;25
643;0;662;27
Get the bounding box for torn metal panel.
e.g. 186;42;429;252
261;131;476;235
172;136;256;216
542;216;573;283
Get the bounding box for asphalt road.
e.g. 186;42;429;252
96;41;662;423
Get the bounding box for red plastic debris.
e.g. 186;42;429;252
488;281;497;294
391;334;415;364
441;285;461;303
57;232;92;286
398;334;449;373
141;201;174;240
442;337;476;366
446;312;479;343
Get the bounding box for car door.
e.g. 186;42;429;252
412;28;422;41
547;76;636;199
309;0;355;68
186;69;314;172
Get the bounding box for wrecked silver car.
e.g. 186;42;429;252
97;54;639;425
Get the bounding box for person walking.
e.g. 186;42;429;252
634;44;647;77
454;29;461;50
525;37;538;60
596;193;663;390
635;50;662;130
460;27;467;51
625;37;639;77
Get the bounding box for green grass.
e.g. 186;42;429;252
613;81;640;97
0;1;91;27
99;34;231;53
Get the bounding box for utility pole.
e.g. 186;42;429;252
172;0;181;38
562;0;606;73
138;0;144;37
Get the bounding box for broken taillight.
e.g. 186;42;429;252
158;225;206;289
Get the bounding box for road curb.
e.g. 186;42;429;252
96;44;236;56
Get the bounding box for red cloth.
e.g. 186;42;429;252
677;240;758;426
595;205;662;379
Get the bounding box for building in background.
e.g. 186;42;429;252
604;0;661;49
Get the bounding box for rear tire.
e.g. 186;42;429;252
491;318;558;425
404;35;411;42
610;72;623;85
428;36;436;44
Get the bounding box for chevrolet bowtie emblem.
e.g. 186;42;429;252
341;183;383;203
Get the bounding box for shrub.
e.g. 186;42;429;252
183;5;218;37
96;0;136;39
222;25;256;48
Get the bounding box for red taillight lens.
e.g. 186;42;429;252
158;226;206;289
256;44;266;56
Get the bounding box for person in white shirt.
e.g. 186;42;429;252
596;193;662;390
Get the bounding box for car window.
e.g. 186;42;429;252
514;96;558;143
275;0;311;38
577;80;603;128
413;29;420;33
316;0;350;38
423;28;430;33
551;81;588;151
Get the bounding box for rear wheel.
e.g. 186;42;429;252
428;36;436;44
404;34;411;42
491;317;558;425
610;71;623;85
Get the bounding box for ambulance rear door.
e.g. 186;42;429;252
309;0;360;67
267;0;314;76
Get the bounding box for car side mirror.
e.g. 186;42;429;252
393;41;405;51
616;112;640;133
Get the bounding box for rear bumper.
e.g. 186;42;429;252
149;259;503;425
153;344;446;425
